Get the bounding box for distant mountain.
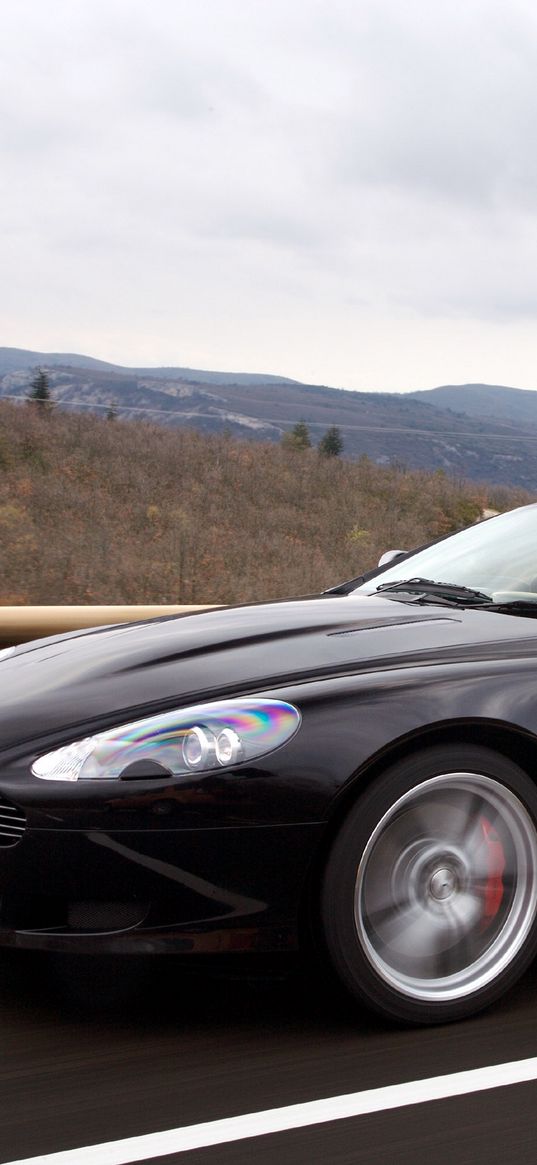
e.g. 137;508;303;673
0;348;298;387
407;383;537;427
2;348;537;491
0;348;122;374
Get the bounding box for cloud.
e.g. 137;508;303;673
3;0;537;388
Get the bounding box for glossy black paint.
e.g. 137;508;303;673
2;587;537;955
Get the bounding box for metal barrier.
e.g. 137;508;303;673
0;605;214;648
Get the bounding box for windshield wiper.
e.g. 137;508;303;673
374;578;493;606
487;598;537;612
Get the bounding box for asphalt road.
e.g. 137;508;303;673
1;951;537;1165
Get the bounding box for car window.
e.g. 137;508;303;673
353;505;537;598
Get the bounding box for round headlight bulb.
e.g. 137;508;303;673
182;726;217;770
215;728;244;767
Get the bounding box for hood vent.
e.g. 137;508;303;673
0;794;26;847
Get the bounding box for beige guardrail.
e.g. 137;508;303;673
0;605;214;648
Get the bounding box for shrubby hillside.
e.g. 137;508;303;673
5;350;537;489
0;402;531;606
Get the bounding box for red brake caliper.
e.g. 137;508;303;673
480;816;505;931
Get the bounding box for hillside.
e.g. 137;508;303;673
0;402;529;607
4;349;537;489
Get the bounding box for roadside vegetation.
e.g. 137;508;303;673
0;401;532;606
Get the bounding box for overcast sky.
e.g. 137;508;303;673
3;0;537;391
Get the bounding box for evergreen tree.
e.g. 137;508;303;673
318;425;343;457
27;368;53;410
106;400;118;421
282;420;312;450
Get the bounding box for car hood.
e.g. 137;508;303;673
0;594;533;748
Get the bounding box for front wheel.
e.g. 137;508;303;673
321;746;537;1024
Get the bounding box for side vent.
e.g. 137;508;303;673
0;794;26;848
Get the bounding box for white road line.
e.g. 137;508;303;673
6;1056;537;1165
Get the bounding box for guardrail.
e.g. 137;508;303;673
0;605;213;648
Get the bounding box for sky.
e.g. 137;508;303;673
3;0;537;392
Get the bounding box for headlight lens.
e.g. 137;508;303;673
31;698;300;782
215;728;244;767
182;725;217;770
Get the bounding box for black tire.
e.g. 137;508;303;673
321;745;537;1024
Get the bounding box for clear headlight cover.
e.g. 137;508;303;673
31;698;301;782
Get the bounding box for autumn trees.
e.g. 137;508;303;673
0;399;521;607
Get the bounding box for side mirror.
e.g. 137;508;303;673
377;549;407;568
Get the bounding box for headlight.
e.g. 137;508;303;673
0;647;15;663
31;698;300;782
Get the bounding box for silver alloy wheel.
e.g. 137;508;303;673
354;772;537;1002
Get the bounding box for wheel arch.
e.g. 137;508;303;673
300;718;537;945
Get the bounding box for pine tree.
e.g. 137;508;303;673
282;420;312;450
106;400;118;421
318;425;343;457
27;368;53;410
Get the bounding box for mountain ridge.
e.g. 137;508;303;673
0;347;298;386
407;383;537;427
2;347;537;491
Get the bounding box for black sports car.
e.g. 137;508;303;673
3;503;537;1025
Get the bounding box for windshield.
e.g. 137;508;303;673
353;505;537;602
